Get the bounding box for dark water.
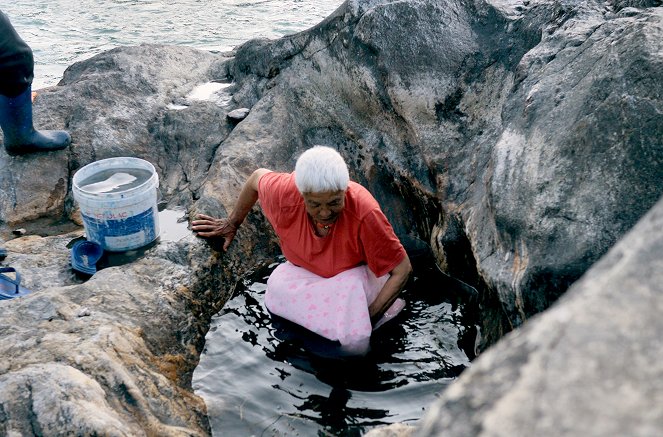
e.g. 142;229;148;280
193;258;478;436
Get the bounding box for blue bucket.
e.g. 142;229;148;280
72;157;160;252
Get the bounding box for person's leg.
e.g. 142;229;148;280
0;11;70;155
265;262;337;338
0;86;71;155
0;11;34;98
362;267;406;330
266;263;387;354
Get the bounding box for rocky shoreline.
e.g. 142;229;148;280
1;0;661;435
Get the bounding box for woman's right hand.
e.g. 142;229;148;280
191;214;238;251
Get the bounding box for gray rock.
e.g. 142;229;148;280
0;363;133;436
0;235;213;435
226;107;250;121
484;3;663;325
417;193;663;437
610;0;662;13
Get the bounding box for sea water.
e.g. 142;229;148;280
193;258;478;436
4;0;343;89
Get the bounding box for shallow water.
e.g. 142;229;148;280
158;208;190;243
193;259;477;436
4;0;343;89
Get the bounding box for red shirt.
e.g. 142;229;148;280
258;172;406;278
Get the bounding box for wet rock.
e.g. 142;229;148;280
417;194;663;436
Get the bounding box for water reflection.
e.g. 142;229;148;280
194;259;477;436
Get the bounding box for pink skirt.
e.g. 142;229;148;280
265;262;388;354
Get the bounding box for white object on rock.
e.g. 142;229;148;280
227;108;250;121
77;307;91;317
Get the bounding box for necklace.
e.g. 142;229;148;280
316;222;332;230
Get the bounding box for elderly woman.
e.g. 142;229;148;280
192;146;411;353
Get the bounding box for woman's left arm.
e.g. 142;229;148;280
368;255;412;322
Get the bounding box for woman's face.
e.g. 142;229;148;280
302;190;346;225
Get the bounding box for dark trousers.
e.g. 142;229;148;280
0;10;33;98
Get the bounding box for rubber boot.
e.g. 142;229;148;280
0;86;70;155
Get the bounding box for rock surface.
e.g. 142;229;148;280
0;229;278;435
416;193;663;436
0;232;211;436
0;0;661;435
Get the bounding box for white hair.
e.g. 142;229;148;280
294;146;349;193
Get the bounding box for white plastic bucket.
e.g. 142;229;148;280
72;157;160;252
